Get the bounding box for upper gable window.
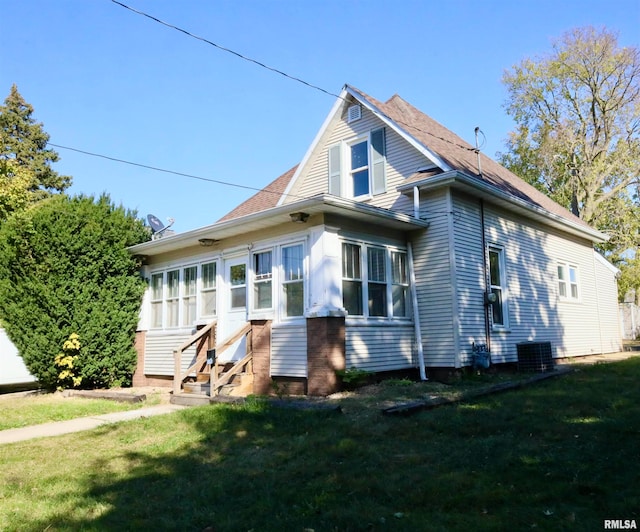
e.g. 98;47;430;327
328;127;386;199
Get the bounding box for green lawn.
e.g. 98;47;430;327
0;391;162;430
0;359;638;531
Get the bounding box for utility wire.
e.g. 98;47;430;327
48;143;304;200
110;0;476;153
110;0;340;100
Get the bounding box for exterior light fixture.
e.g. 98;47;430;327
289;212;310;223
484;292;498;305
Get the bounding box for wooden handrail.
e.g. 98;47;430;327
173;320;217;395
173;321;253;395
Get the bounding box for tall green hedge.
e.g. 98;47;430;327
0;194;150;389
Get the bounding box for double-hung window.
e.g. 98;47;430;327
250;244;305;319
341;242;409;319
391;251;409;318
328;127;386;198
254;251;273;310
367;247;387;316
166;270;180;327
200;262;217;316
282;244;304;317
182;266;197;326
151;260;219;329
342;243;363;316
488;246;508;328
558;262;579;300
150;273;164;328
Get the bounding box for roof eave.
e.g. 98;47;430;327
398;171;608;244
128;194;429;257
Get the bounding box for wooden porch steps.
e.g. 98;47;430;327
171;372;254;406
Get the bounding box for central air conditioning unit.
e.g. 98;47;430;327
516;342;554;373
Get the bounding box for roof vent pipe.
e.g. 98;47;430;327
474;127;483;177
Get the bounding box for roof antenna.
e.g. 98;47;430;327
474;127;484;177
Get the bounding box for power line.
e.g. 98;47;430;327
48;143;302;199
110;0;340;100
109;0;476;153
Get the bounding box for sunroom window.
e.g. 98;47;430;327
282;244;304;317
342;242;408;319
182;266;197;326
254;251;273;310
150;273;163;328
200;262;217;316
166;269;180;327
342;243;363;316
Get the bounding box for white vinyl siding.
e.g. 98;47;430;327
477;198;616;361
144;333;196;376
285;105;418;215
270;325;307;377
410;190;457;367
450;194;486;366
346;325;414;372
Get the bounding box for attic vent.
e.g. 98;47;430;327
347;105;361;123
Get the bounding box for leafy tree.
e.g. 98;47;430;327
0;194;150;388
0;84;71;201
499;27;640;296
0;160;37;222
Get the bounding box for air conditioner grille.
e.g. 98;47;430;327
516;342;554;372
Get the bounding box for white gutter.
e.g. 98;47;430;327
408;242;427;380
399;170;608;244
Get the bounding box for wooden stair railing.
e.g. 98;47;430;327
173;321;253;396
173;320;217;395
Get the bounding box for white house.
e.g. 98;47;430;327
128;85;622;397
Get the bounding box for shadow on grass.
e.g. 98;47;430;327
24;359;640;532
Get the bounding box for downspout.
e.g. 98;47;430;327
480;199;491;352
408;241;427;380
592;251;604;353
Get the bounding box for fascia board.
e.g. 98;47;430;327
345;86;451;172
277;88;349;207
399;170;608;244
129;194;429;256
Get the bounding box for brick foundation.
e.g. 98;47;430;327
251;320;272;395
306;316;345;396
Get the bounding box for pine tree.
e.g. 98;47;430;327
0;84;71;200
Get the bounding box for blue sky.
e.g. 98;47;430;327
2;0;638;233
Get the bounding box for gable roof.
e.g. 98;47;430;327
217;85;605;242
345;86;598;235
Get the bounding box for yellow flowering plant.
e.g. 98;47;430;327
54;333;82;391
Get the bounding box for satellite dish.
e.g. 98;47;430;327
147;214;175;240
147;214;165;233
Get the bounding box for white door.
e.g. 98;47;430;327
219;256;248;363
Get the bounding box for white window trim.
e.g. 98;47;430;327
328;127;386;200
149;258;220;330
488;244;509;331
341;238;411;322
557;261;580;302
248;240;308;323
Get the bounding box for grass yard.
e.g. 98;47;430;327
0;391;163;430
0;359;638;531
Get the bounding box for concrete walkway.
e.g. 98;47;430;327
0;404;185;445
1;351;637;445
